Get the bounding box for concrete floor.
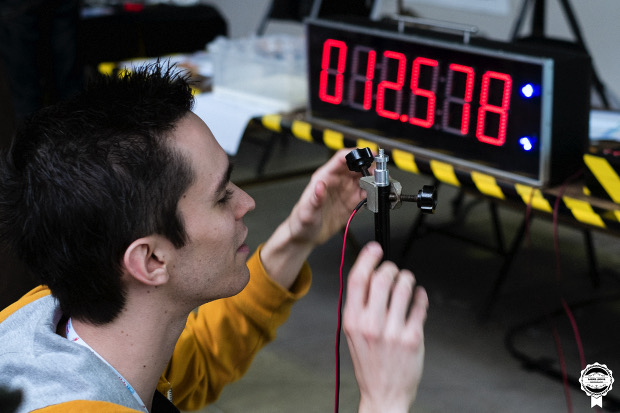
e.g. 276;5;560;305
190;132;620;413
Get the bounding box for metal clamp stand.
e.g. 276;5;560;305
346;147;437;261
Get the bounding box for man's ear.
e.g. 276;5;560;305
123;236;171;286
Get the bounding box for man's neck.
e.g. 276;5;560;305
61;298;188;412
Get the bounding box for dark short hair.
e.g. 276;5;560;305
0;62;196;324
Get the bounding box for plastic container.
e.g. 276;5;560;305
208;34;307;112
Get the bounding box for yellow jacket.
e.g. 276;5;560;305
0;246;312;412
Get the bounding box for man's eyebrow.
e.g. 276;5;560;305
215;161;234;195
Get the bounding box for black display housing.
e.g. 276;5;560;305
306;18;591;186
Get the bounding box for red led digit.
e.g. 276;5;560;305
376;50;406;120
347;46;377;110
476;71;512;146
319;39;347;105
408;57;439;128
442;64;474;135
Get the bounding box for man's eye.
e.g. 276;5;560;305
218;189;233;205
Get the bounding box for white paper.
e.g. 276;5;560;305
192;92;284;155
590;110;620;141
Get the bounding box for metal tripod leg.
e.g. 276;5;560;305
583;229;600;288
479;214;528;318
489;201;506;255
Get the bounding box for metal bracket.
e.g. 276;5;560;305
360;177;403;213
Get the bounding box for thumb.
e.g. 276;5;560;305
311;179;327;209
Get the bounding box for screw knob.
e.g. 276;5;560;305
417;185;437;213
346;148;374;177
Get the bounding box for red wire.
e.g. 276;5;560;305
552;324;574;413
561;298;586;369
550;170;587;412
335;203;364;413
551;174;586;367
513;175;586;412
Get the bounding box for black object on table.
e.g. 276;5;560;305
79;4;227;65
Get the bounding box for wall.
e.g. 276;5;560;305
394;0;620;108
206;0;303;37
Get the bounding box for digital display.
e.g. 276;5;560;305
306;19;591;186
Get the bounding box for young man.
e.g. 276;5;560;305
0;63;428;413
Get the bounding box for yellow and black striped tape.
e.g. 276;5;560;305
260;114;620;233
584;153;620;204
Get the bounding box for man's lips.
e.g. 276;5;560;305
237;226;249;253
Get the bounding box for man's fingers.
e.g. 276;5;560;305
407;286;429;327
315;148;351;178
346;242;383;309
311;179;326;209
367;260;399;314
384;270;415;327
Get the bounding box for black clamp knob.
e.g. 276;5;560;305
345;147;374;177
416;185;437;214
396;185;437;214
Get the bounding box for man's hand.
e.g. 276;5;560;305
343;242;428;413
286;148;367;247
260;149;367;290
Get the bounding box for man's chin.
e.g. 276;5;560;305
231;265;251;297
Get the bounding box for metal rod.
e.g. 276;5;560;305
532;0;546;37
374;149;391;261
375;185;391;261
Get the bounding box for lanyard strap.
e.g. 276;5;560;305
66;317;149;412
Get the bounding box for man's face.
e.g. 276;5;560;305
167;112;255;306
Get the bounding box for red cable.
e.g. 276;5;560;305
335;200;365;413
561;298;586;369
550;170;587;412
513;174;586;412
552;324;574;413
551;174;586;368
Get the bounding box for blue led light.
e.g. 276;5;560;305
519;136;534;151
520;83;539;98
